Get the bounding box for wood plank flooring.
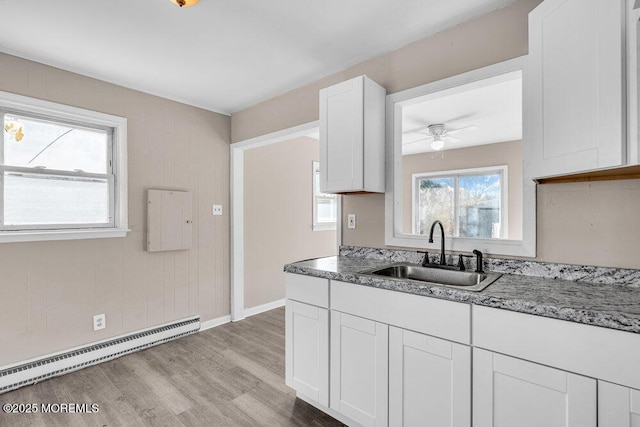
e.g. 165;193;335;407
0;308;343;427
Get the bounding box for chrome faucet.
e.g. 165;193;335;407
428;220;446;265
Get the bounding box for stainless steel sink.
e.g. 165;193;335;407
364;263;501;292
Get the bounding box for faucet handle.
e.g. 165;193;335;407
457;254;466;271
417;251;429;266
458;254;473;271
472;249;484;273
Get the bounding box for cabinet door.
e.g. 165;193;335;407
389;327;470;427
599;381;640;426
528;0;625;177
330;311;388;427
473;348;596;427
320;77;364;193
285;300;329;406
627;0;640;165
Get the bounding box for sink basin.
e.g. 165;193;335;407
365;263;501;292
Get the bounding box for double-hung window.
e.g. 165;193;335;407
312;161;337;231
413;166;507;239
0;91;127;242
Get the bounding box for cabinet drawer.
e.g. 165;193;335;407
286;273;329;308
473;305;640;389
330;280;470;344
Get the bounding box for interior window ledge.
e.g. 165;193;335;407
312;224;337;232
0;228;130;243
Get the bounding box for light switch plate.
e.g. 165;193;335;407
212;205;223;216
348;214;356;229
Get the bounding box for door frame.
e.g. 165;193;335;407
230;121;342;321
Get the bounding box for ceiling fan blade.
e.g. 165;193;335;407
403;135;433;145
446;125;478;136
443;136;460;143
403;130;428;138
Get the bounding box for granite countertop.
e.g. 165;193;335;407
284;255;640;334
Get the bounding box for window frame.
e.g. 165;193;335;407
0;90;128;242
312;161;337;231
412;165;508;239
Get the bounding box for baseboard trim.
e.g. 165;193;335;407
0;308;268;394
199;315;232;331
0;316;200;394
244;299;285;318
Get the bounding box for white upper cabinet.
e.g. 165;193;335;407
527;0;626;178
627;0;640;165
319;75;386;193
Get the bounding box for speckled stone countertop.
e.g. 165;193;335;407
284;253;640;334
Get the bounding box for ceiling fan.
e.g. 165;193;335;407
404;123;478;151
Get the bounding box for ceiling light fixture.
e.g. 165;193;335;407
430;135;445;151
428;124;446;150
170;0;199;7
429;134;444;151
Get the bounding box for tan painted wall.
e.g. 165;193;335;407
402;141;523;239
231;0;539;143
232;0;640;269
0;52;230;366
536;180;640;268
244;137;336;308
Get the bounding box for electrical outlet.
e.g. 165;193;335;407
212;205;223;216
93;314;106;331
348;214;356;229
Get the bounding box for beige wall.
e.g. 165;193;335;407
536;180;640;268
0;53;230;366
231;0;538;143
243;137;336;308
232;0;640;269
342;179;640;269
402;141;523;239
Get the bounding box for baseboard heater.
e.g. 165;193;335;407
0;316;200;394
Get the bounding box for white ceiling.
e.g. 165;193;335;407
0;0;517;115
402;72;522;155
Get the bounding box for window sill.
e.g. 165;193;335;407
0;228;130;243
312;224;337;232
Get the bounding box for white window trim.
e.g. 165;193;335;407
411;165;508;239
385;56;536;257
312;160;337;231
0;90;128;243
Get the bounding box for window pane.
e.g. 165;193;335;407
417;177;454;235
4;174;110;225
458;173;501;238
4;114;108;174
317;197;337;223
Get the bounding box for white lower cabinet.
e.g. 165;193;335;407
598;381;640;426
285;299;329;406
389;326;470;427
473;348;597;427
285;277;638;426
330;310;388;427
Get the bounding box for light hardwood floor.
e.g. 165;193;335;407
0;307;343;427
